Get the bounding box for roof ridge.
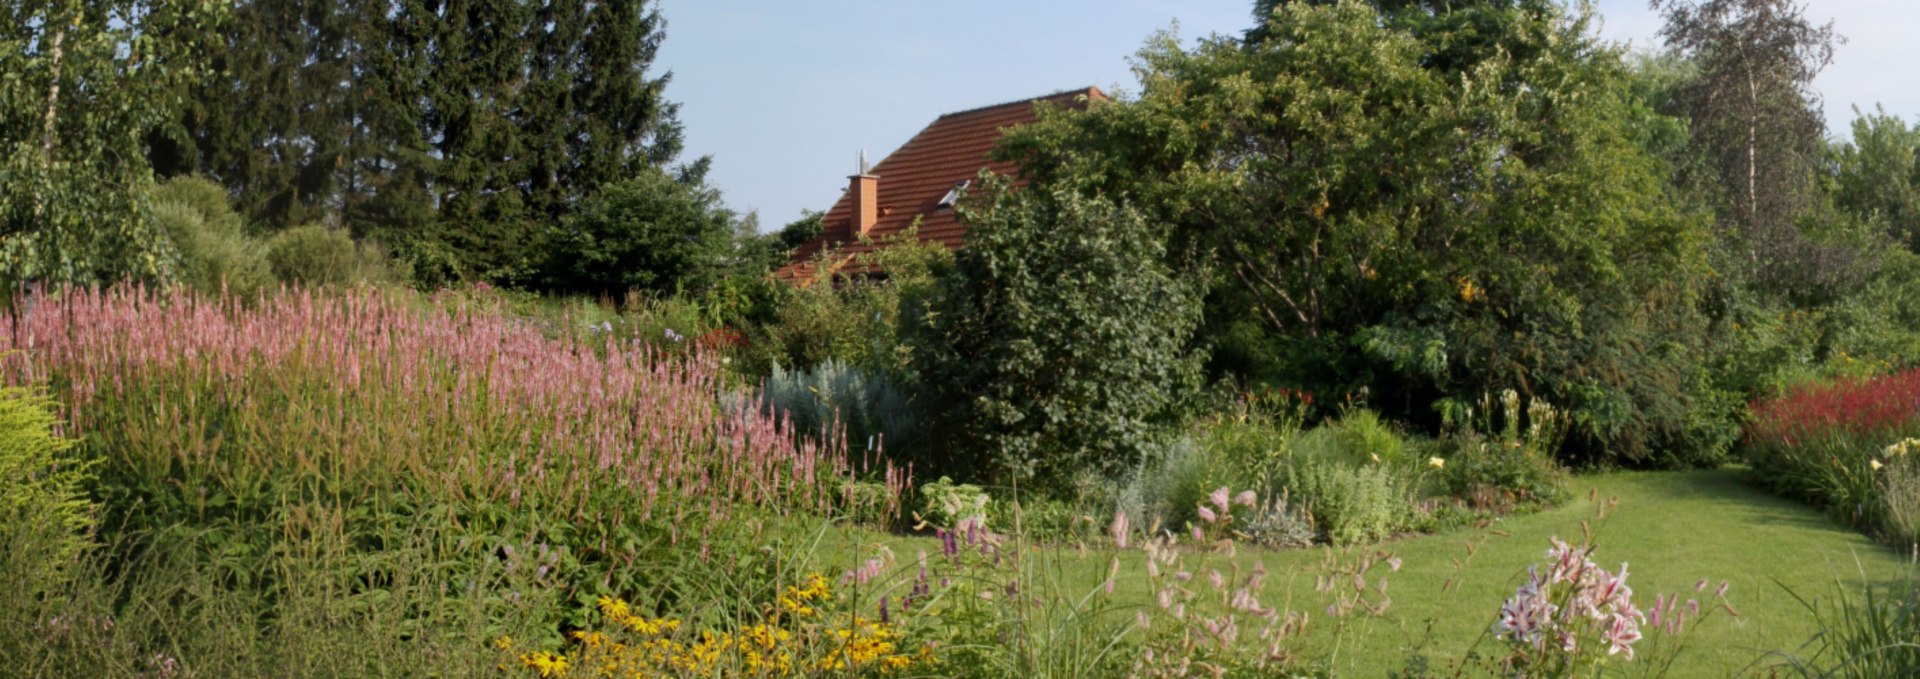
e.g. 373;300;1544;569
935;86;1104;121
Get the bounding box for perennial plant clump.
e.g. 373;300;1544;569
498;575;933;678
1493;532;1738;678
1744;368;1920;542
0;284;909;634
0;285;905;531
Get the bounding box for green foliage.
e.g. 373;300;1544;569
916;476;991;530
1771;574;1920;678
908;183;1204;489
1282;447;1409;546
753;358;922;463
0;0;226;285
164;1;694;287
1830;105;1920;252
1430;390;1570;504
1116;436;1219;534
999;0;1725;466
264;224;403;288
541;168;735;298
1655;0;1848;298
740;227;952;381
151;176;272;296
0;512;561;678
1335;409;1408;466
1236;490;1318;550
0;386;86;597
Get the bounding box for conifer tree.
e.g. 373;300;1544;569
160;0;696;287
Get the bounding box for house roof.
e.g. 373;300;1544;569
775;86;1107;283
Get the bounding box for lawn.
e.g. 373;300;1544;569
806;467;1917;677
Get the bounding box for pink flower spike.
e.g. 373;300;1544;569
1197;505;1218;524
1110;511;1131;549
1210;487;1232;513
1235;490;1257;508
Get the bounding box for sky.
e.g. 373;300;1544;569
652;1;1920;229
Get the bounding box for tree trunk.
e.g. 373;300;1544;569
34;26;67;221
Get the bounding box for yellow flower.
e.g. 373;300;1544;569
881;654;914;671
519;651;568;678
596;595;630;623
1872;459;1885;471
1429;457;1446;469
1458;277;1482;303
492;635;513;651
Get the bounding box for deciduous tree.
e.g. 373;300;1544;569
1000;0;1726;463
0;0;226;286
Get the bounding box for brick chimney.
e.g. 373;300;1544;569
849;172;879;238
849;149;879;238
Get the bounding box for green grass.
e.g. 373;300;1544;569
803;468;1917;677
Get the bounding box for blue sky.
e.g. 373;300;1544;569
652;1;1920;228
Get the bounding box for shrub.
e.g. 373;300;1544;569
1881;439;1920;548
540;168;735;298
1335;409;1408;466
265;224;404;287
495;574;936;677
1282;453;1408;546
916;476;990;531
1115;436;1218;534
1236;489;1317;549
152;176;273;296
1430;391;1571;506
754;359;921;465
0;386;86;597
739;227;951;381
908;183;1204;489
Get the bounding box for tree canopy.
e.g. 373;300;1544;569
1;0;227;285
156;0;698;287
999;0;1728;463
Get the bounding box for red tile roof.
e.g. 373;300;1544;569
775;87;1107;283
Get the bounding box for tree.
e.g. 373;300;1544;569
1;0;225;286
540;168;733;298
1830;106;1920;251
908;182;1204;489
157;0;696;287
999;0;1727;464
1654;0;1846;296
